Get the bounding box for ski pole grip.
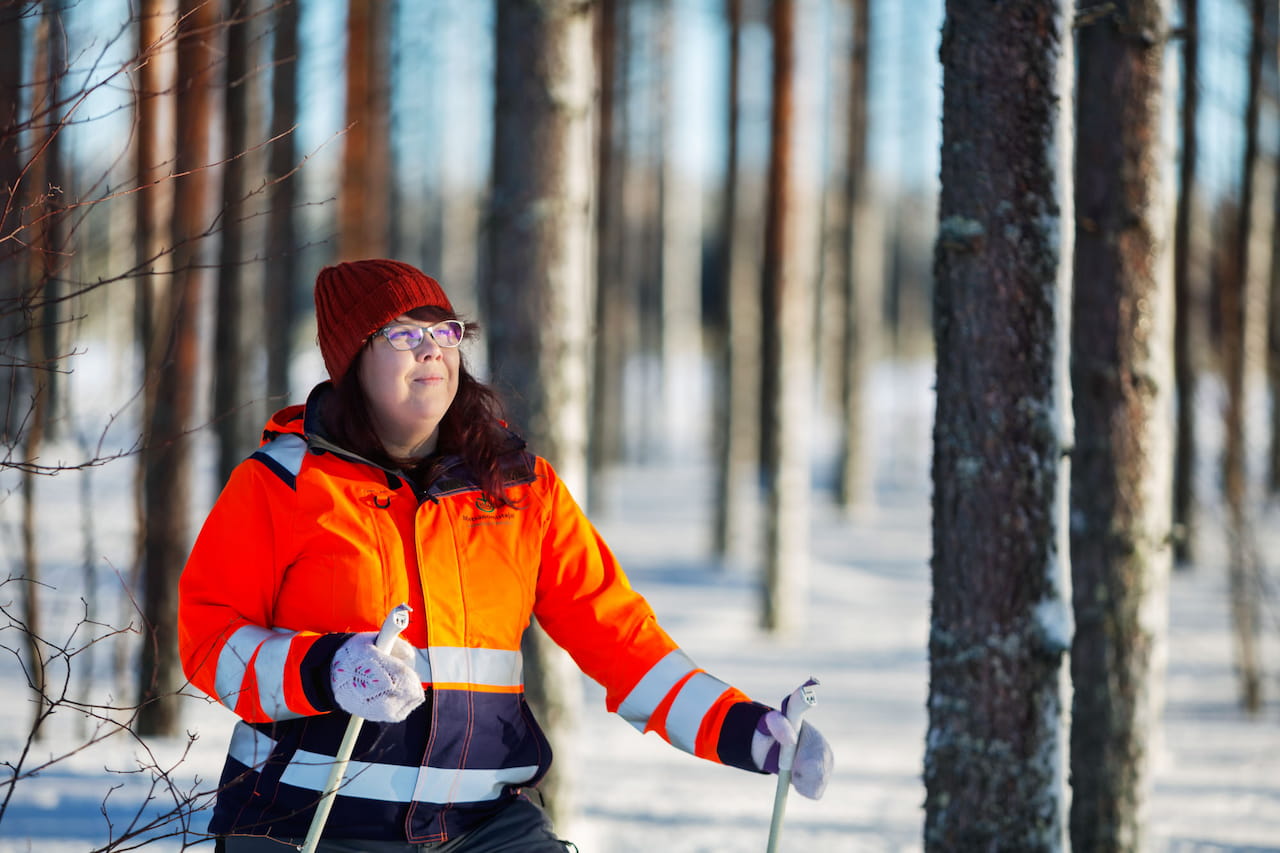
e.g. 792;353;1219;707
778;678;819;773
783;677;819;727
375;604;412;653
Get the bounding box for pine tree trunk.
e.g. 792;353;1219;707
265;0;300;404
215;1;253;488
1070;2;1175;849
0;3;23;444
761;0;814;634
1221;0;1268;714
339;0;392;259
589;0;628;511
129;0;174;707
658;0;702;460
837;0;880;514
926;1;1074;848
713;0;761;563
1172;0;1200;564
137;0;218;737
486;0;594;832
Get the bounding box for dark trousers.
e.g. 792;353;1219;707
216;796;575;853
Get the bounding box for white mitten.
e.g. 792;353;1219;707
751;709;834;800
330;633;425;723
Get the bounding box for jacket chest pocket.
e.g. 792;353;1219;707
424;499;538;648
276;489;413;631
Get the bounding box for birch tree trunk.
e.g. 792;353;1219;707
486;0;594;833
1070;1;1175;848
926;1;1075;848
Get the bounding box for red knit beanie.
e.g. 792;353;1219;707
314;259;454;382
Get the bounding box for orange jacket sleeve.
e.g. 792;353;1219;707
178;451;344;723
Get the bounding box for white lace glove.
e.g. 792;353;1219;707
329;633;425;723
751;709;834;800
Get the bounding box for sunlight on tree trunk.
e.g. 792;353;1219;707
1070;1;1175;848
486;0;595;832
926;1;1075;848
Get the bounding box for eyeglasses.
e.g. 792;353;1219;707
375;319;465;350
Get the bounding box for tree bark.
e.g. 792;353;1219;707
486;0;595;832
837;0;880;514
760;0;814;634
1220;0;1268;714
0;2;24;443
339;0;392;260
1172;0;1200;565
926;1;1074;849
1070;2;1175;849
712;0;761;563
129;0;175;707
137;0;218;737
214;0;255;488
265;0;300;405
588;0;628;512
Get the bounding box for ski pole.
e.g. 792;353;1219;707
765;677;819;853
299;604;412;853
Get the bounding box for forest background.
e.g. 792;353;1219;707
2;0;1279;850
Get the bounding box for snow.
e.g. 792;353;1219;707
2;360;1279;852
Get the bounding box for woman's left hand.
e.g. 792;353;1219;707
751;709;834;800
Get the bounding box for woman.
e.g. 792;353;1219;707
179;259;832;851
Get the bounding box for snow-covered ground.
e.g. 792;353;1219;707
1;360;1277;851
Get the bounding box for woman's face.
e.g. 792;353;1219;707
358;313;461;460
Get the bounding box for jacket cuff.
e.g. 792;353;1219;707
717;700;771;773
300;632;353;712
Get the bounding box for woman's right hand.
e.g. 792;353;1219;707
329;633;425;722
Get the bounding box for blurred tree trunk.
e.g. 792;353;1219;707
1070;1;1174;849
19;0;69;739
0;4;22;445
138;0;218;737
926;1;1074;849
1270;168;1280;494
1267;6;1280;496
339;0;392;259
1172;0;1200;565
265;0;300;405
589;0;628;511
712;0;760;564
658;0;702;460
129;0;175;705
486;0;594;833
214;0;259;488
836;0;880;514
760;0;814;634
1221;0;1270;714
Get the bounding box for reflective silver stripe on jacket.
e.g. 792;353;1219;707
215;625;304;720
664;671;731;753
416;646;523;688
229;724;538;804
617;649;698;733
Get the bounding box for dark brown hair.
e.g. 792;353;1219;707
324;306;517;506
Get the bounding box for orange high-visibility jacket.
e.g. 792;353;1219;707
178;385;768;843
